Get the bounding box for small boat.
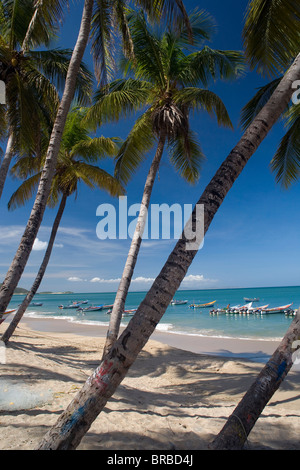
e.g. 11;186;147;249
60;302;83;309
0;309;16;325
285;309;296;316
170;299;188;305
81;305;103;312
244;297;260;302
106;308;137;317
260;303;293;314
248;304;269;313
189;300;216;309
103;304;113;309
122;309;137;317
30;302;43;306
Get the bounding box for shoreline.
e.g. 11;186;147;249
1;317;300;450
22;315;281;363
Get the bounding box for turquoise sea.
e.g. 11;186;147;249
9;286;300;341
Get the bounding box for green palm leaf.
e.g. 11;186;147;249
114;110;155;184
174;87;233;129
183;47;246;87
8;172;41;210
86;78;152;125
270;107;300;188
169;129;204;184
28;49;93;105
74;162;124;197
243;0;300;77
70;136;122;162
240;77;283;130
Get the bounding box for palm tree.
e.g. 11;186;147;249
1;106;123;344
36;1;300;450
0;0;93;200
88;9;245;356
0;0;193;323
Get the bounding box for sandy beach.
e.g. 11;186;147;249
0;316;300;450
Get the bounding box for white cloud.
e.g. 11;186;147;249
54;243;64;248
32;238;48;251
132;276;155;283
90;277;121;283
182;274;217;284
90;276;155;284
68;276;86;282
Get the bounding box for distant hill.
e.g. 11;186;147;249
0;283;29;295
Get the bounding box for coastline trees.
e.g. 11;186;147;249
89;9;245;356
0;0;192;322
36;0;300;450
0;0;93;200
2;106;123;344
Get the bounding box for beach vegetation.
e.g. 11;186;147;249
87;9;245;356
0;0;193;333
1;105;123;343
0;0;93;201
36;0;300;450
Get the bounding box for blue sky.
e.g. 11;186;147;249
0;0;299;293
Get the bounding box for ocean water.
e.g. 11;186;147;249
8;286;300;342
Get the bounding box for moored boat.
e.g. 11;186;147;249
260;303;293;314
81;305;103;312
106;308;137;317
244;297;259;302
0;309;16;324
170;299;188;305
189;300;216;309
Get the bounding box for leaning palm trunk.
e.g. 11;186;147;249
1;195;67;344
210;309;300;450
102;135;166;357
37;54;300;451
0;133;14;201
0;0;94;316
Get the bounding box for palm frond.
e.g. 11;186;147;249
28;49;93;105
168;129;204;184
114;110;155;184
243;0;300;77
172;7;215;49
125;10;167;86
74;162;125;197
183;47;246;87
8;172;41;210
91;0;116;86
22;0;68;51
174;87;233;129
70;136;122;162
240;77;282;130
86;78;152;126
270;107;300;188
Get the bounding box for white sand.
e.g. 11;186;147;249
0;317;300;450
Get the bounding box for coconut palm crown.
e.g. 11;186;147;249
87;9;245;186
241;0;300;188
8;105;124;210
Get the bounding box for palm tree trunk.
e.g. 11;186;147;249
0;133;14;201
1;195;67;344
209;309;300;450
0;0;94;316
102;135;166;358
37;53;300;451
